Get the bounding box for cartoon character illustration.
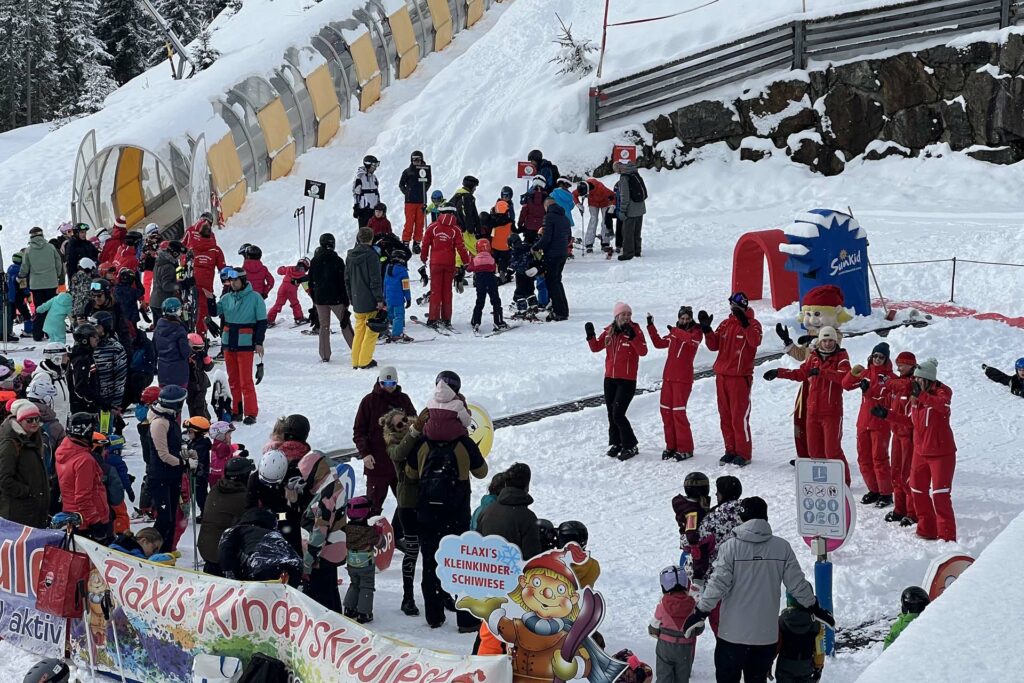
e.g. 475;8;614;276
86;568;108;647
458;544;625;683
468;403;494;457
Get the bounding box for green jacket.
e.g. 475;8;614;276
344;243;383;314
387;426;421;509
0;417;50;528
218;283;268;351
19;235;65;290
883;612;920;649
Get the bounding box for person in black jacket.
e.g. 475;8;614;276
65;225;99;278
398;151;432;253
533;199;571;322
982;359;1024;397
69;324;101;414
476;462;541;559
308;233;353;361
449;176;481;238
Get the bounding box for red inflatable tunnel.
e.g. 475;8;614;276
731;229;799;310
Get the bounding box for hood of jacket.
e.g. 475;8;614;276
617;162;638;174
242;260;266;276
436;212;458;228
28;234;49;251
214;477;248;494
432;380;458;404
733;518;773;543
661;591;696;619
780;606;818;634
274;439;310;462
381;408;411;445
55;434;92;464
545;203;567;217
496;486;533;507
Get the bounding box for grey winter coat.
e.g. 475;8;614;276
616;163;647;219
19;235;65;290
344;243;383;314
150;249;180;310
696;519;816;646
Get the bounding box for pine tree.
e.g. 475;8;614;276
157;0;203;47
52;0;116;119
550;13;597;78
97;0;158;85
0;0;59;130
191;26;219;72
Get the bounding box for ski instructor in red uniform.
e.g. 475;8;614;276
700;292;762;467
189;221;226;336
420;205;470;330
908;358;957;541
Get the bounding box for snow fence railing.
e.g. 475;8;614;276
324;318;929;462
872;256;1024;303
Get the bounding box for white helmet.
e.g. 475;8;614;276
258;450;288;485
145;222;160;235
43;342;67;357
26;379;57;406
532;175;546;188
78;257;96;270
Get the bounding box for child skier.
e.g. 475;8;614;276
467;238;507;333
268;259;309;326
34;291;73;344
186;333;213;420
207;420;240;488
383;249;413;343
775;594;825;682
982;357;1024;397
343;495;380;623
114;268;145;338
368;203;393;237
423;370;471;442
647;307;703;461
426;190;446;223
649;565;698;683
6;252;32;338
183;416;212;519
507;233;546;318
883;586;929;649
491;187;516;277
671;472;710;567
240;244;275;299
70;257;98;317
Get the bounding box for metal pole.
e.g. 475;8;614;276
306;197;318;254
596;0;611;78
0;224;7;354
814;539;835;656
949;256;957;302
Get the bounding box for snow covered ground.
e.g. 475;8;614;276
2;0;1024;679
0;123;50;165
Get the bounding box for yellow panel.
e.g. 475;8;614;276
220;181;247;220
466;0;483;27
256;99;292;157
269;143;296;180
305;65;340;120
350;34;379;85
114;147;146;227
207;133;245;206
359;77;382;112
389;7;419;79
428;0;452;50
316;107;341;147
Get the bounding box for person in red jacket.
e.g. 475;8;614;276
765;326;851;484
56;413;111;542
268;259;309;326
874;351;918;524
843;342;894;506
907;359;957;541
699;292;763;466
241;244;275;299
190;224;226;335
368;203;393;237
572;178;616;253
112;232;141;274
183;213;215;250
647;306;703;461
99;216;128;264
586;302;648;461
421;206;470;329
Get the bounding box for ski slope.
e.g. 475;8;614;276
3;0;1024;679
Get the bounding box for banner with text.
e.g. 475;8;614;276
75;538;512;683
0;518;67;658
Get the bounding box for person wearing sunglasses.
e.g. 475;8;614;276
843;342;894;508
217;266;267;425
353;365;416;518
0;400;49;529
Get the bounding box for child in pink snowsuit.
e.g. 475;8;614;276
207;421;237;488
423;379;471;442
268;260;308;325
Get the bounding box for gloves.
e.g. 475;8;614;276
405;299;411;309
188;458;198;471
207;297;218;317
286;476;304;492
806;601;836;629
682;609;709;638
255;362;265;385
697;310;713;334
775;323;792;347
870;405;888;419
646;314;654;326
585;322;596;340
797;334;814;346
127;486;136;503
418;265;429;287
206;317;221;337
763;369;778;381
911;381;921;397
353;204;360;219
734;307;749;327
621;324;635;340
413;407;430;433
808;367;820;377
140;307;152;324
859;378;870;393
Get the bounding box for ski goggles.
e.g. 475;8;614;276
728;292;749;308
221;267;242;280
379;379;398;388
89;281;106;292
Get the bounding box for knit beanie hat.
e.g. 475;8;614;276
914;358;938;381
872;342;891;360
895;351;917;366
13;401;40;422
613;301;632;317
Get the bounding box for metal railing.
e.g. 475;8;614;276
589;0;1023;131
872;256;1024;302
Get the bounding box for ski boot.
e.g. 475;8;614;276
242;416;257;425
425;319;442;330
874;494;893;508
493;321;509;332
397;333;415;343
472;323;480;333
617;446;639;461
442;319;455;331
356;612;373;625
884;511;905;523
899;516;917;527
344;607;358;619
606;445;621;458
412;241;421;254
860;491;880;505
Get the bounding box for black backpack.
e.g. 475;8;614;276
626;173;648;203
418;441;462;513
238;652;289;683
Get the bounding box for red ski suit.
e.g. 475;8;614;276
421;213;470;323
190;234;226;334
243;259;275;299
843;360;893;495
910;383;957;541
648;322;703;453
882;375;916;517
268;265;305;323
99;225;127;264
777;349;852;483
704;311;762;461
112;244;139;274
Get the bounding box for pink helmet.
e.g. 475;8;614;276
21;359;37;374
347;496;372;521
187;333;204;348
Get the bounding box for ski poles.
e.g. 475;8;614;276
189;467;200;571
294;207;306;257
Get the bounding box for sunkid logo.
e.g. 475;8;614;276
829;248;863;277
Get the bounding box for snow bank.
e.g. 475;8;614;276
0;123;49;164
857;508;1024;682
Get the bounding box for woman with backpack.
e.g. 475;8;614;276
614;161;648;261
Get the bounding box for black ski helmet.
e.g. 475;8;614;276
500;185;513;199
89;277;111;295
537;519;557;551
576;181;589;197
410;150;424;162
237;243;251;256
244;244;262;260
22;657;70;683
435;370;461;393
556;520;589;549
368;309;390;334
901;586;930;614
462;175;479;190
167;239;185;256
319;233;336;250
72;323;99;346
67;412;96;441
124;230;142;245
281;414;311;443
716;475;742;502
684;472;710;499
363;154;380;167
91;311;115;336
528;149;543;164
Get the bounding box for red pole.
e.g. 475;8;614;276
597;0;610;78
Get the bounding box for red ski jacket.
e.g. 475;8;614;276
912;383;956;457
55;438;109;528
112;244;139;275
777;349;851;417
842;360;893;431
421;213;470;267
243;258;275;298
882;376;915;436
647;323;702;384
572;178;616;209
704;311;762;377
588;322;648;381
275;265;305;298
99;225;127;264
191;234;226;293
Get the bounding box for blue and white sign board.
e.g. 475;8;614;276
796;459;849;540
435;531;523;599
336;462;357;506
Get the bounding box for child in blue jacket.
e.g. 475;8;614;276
383;252;412;342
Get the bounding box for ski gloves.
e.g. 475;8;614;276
683;609;710;638
870;405;889;419
585;322;596;340
775;323;793;347
697;310;714;334
806;601;836;628
763;369;778;381
418;265;429;287
206;317;222;337
255;362;265;385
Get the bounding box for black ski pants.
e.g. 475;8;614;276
419;514;479;630
544;257;568;319
714;639;777;683
471;281;502;327
604;378;637;448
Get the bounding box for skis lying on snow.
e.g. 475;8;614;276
377;335;434;345
300;328;334;336
474;325;521;338
409;315;460;335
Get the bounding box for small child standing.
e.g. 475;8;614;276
186;333;213;420
70;258;97;317
241;244;275;299
466;239;507;333
775;594;825;683
649;566;697;683
114;268;144;337
343;495;380;624
208;420;238;488
6;252;32;338
671;472;710;566
134;385;160;520
423;371;470;442
368;203;393;237
34;291;73;344
183;416;213;519
268;259;309;326
383;252;413;342
426;190;446;223
883;586;929;650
